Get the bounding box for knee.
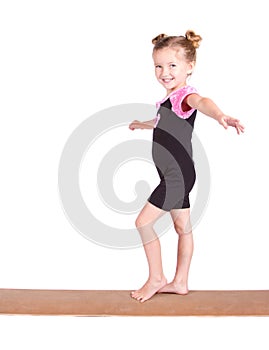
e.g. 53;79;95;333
135;216;145;229
174;222;185;235
135;215;153;229
135;217;141;229
174;222;191;236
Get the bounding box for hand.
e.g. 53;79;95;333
218;115;245;135
129;120;141;130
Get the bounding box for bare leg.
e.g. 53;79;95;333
131;202;167;302
158;208;193;295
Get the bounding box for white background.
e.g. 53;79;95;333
0;0;268;349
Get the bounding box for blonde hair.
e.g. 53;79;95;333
152;30;202;63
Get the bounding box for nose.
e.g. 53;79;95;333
161;66;170;77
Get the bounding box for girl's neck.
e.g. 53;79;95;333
166;82;187;96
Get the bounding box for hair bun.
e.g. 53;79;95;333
152;34;168;45
185;30;202;48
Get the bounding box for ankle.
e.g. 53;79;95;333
149;274;166;283
173;277;187;286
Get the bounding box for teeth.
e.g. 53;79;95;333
163;78;173;83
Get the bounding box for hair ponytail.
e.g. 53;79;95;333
185;30;202;49
152;34;168;45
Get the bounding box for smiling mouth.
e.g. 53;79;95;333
162;78;174;84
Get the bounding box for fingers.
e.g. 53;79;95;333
220;117;228;129
234;121;245;135
129;120;140;130
129;122;137;130
222;121;228;129
224;117;245;135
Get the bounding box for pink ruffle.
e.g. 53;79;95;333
156;86;198;123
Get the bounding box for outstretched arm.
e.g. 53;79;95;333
187;94;245;135
129;119;155;130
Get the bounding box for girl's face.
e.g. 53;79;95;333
153;47;194;94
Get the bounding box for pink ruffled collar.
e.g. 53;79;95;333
156;85;197;120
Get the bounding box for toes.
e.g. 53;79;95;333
132;291;146;302
137;295;145;302
132;292;145;302
131;290;140;299
136;293;143;300
131;290;141;300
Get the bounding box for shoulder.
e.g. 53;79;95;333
170;86;198;119
170;85;198;101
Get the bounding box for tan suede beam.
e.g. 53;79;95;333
0;289;268;316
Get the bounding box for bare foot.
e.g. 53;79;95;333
158;280;189;295
131;276;167;303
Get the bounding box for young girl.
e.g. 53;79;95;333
129;30;244;303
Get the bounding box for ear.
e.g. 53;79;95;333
187;61;195;75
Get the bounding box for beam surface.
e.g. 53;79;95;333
0;289;269;316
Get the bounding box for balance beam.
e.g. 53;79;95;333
0;289;268;316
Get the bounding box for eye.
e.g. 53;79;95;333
155;65;162;69
170;64;177;68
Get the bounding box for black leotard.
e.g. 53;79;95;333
148;97;196;211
